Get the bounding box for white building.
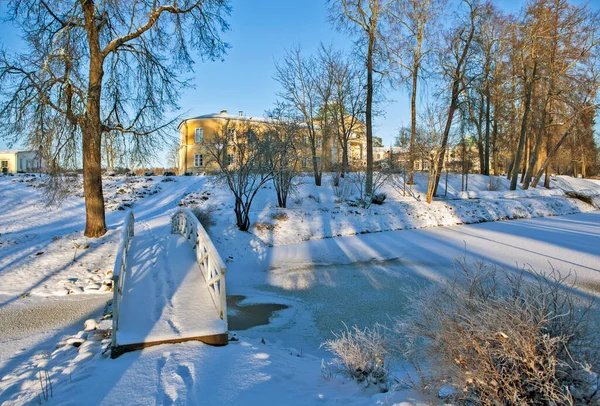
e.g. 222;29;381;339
0;150;44;174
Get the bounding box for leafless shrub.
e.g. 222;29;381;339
388;172;421;201
331;177;352;201
190;206;216;232
321;324;390;389
392;261;600;405
347;169;389;208
487;175;502;191
331;170;341;187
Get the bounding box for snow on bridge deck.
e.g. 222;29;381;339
113;216;227;354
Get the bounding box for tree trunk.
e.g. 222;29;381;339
520;135;529;183
408;60;418;184
342;139;349;177
510;62;536;190
310;126;322;186
429;11;476;202
477;93;485;174
492;118;498;175
522;101;548;189
544;162;550;188
365;30;374;196
83;0;107;238
484;90;491;176
531;128;572;188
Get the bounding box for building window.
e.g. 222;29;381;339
194;154;203;167
316;138;322;149
246;130;258;144
303;136;308;146
302;157;308;168
227;154;234;166
194;127;204;144
227;128;236;143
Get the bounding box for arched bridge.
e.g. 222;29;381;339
110;208;228;358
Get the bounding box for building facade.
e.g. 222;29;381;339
0;150;44;174
177;110;368;174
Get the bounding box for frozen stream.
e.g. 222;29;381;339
235;212;600;351
0;294;107;366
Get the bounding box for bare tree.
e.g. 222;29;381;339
321;48;366;177
265;104;301;208
522;0;600;189
0;0;230;237
205;120;273;231
388;0;443;184
329;0;393;196
274;46;326;186
166;137;180;170
420;103;450;203
427;0;478;203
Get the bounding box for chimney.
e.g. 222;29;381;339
238;110;243;116
220;109;228;115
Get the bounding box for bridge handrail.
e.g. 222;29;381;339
171;208;227;330
111;211;135;348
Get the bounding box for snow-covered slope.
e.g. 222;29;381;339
1;172;599;405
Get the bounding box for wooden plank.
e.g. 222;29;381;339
111;333;229;358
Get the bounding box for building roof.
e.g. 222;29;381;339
373;146;408;154
0;150;38;154
178;111;269;129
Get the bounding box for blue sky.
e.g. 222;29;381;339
0;0;595;165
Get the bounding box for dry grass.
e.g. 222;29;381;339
392;261;600;405
270;211;289;222
321;324;389;390
253;222;276;232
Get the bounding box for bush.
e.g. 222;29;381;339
332;178;352;201
321;324;389;390
371;193;386;205
144;171;155;176
393;261;600;405
190;206;216;231
163;171;176;177
332;171;341;187
487;175;502;191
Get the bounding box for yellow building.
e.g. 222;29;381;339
177;110;368;174
177;110;251;174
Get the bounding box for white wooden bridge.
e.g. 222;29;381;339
110;208;228;357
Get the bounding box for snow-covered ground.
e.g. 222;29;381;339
1;172;599;405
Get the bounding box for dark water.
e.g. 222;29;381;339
227;295;288;331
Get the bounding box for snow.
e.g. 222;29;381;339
115;216;225;347
1;172;599;405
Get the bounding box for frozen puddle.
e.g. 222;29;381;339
227;295;288;331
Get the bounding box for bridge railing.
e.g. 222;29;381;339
111;211;135;348
171;208;228;329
